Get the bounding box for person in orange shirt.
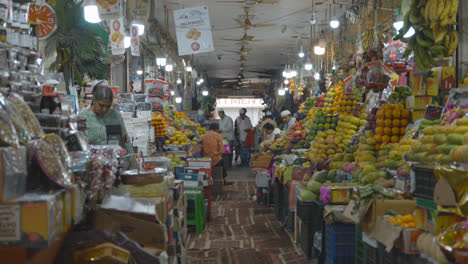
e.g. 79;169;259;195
201;123;232;185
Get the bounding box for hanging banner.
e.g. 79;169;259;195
173;6;214;56
130;25;140;56
110;17;125;55
97;0;122;21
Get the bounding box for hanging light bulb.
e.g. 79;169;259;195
332;64;336;70
314;72;320;80
83;0;101;23
284;79;289;85
202;90;209;96
330;19;340;29
170;90;175;96
165;64;173;72
393;21;404;31
196;80;201;85
124;36;131;48
304;63;313;71
186;64;192;72
176;77;182;84
314;46;325;55
156;57;166;67
175;97;182;104
199;76;204;83
131;20;145;36
278;89;285;96
403;27;416;38
298;49;305;58
136;70;143;75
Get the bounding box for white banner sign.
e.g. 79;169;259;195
110;17;125;55
97;0;121;20
174;6;214;56
130;25;140;56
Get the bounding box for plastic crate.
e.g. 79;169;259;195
300;220;325;261
325;224;355;264
296;197;324;225
413;165;436;200
365;242;379;264
274;179;284;222
380;243;395;264
355;227;366;264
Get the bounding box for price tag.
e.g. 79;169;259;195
0;204;21;241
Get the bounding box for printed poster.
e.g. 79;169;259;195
97;0;121;21
110;17;125;55
126;0;150;22
130;25;140;56
0;204;21;241
173;6;214;56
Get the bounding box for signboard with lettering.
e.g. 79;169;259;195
173;6;214;56
0;204;21;241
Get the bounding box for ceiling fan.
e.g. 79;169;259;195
222;31;262;43
223;45;251;55
217;0;278;5
233;7;276;30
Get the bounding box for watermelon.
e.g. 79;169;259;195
299;189;318;201
307;180;322;194
312;170;328;183
327;170;337;182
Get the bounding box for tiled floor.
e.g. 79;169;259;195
186;167;310;264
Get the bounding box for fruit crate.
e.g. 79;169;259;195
274;179;284;222
412;165;436;201
296;197;324;225
300;220;325;261
365;242;380;264
325;224;355;264
355;227;366;264
380;243;396;264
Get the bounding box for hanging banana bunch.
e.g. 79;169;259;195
395;0;459;70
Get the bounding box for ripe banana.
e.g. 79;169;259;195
428;0;437;23
447;0;459;25
447;30;458;56
424;0;433;24
436;0;446;20
433;23;448;44
439;0;452;22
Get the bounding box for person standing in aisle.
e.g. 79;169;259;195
79;86;134;154
201;123;232;185
235;108;253;167
280;110;296;136
217;108;234;168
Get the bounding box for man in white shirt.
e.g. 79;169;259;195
281;110;296;136
235;108;253;167
218;108;234;168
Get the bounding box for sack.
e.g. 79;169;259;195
224;144;231;154
244;130;255;147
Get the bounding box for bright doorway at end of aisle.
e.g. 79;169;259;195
215;97;265;127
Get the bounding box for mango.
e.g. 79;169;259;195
456;118;468;126
455;126;468;134
448;134;464;145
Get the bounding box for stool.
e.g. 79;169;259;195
186;188;206;234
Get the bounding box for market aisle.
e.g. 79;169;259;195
186;168;308;264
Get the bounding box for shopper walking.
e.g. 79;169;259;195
280;110;296;136
201;123;232;185
235;108;253;167
217;108;234;168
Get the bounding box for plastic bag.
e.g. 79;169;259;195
366;61;391;90
136;102;152;111
383;40;409;71
8;93;44;138
0;108;20;148
42;133;72;169
34;139;74;187
114;103;135;113
0;93;32;144
132;94;147;103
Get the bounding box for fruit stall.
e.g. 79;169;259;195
250;1;468;263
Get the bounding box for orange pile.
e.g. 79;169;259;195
388;214;416;228
374;104;410;146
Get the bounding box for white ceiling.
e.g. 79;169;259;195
155;0;346;80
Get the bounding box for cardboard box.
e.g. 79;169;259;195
408;96;437;110
395;228;423;254
94;210;167;253
411;71;439;96
0;191;64;248
186;158;211;168
74;242;131;264
442;67;456;91
411;72;425;96
361;199;416;233
70;184;84;224
0;146;27;201
411;110;425;122
62;190;72;233
415;198;461;235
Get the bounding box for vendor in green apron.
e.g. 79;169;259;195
79;86;134;154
